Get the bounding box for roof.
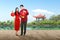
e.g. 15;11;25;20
33;14;45;18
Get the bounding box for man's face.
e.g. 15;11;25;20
20;6;24;9
20;6;23;9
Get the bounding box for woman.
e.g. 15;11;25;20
11;7;20;36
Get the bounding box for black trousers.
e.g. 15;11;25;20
21;21;27;35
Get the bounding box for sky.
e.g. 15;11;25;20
0;0;60;22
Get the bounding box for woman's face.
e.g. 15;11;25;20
16;9;19;11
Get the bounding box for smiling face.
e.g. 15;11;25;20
15;7;19;12
20;6;24;9
15;7;19;15
16;8;19;11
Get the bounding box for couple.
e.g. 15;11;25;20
11;5;29;36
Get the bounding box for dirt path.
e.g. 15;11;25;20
0;30;60;40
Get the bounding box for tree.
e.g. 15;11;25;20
50;14;60;21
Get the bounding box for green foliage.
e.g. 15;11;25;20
50;15;60;21
57;20;60;25
0;20;14;30
28;20;60;28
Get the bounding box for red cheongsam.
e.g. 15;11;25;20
11;11;20;31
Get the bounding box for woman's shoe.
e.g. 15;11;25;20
16;34;19;36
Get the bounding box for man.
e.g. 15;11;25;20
20;5;29;36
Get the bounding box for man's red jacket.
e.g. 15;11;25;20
20;9;29;22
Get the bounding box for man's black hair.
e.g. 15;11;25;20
20;5;24;7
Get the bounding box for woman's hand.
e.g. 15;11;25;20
11;11;15;17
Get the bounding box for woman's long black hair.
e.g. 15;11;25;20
15;7;20;15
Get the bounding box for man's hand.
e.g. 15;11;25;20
21;16;24;18
20;15;24;18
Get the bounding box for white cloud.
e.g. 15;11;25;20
32;9;54;15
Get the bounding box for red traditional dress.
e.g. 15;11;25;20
11;11;20;31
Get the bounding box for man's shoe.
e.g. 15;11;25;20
24;33;26;36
